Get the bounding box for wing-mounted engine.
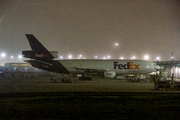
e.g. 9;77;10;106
22;50;58;60
104;71;116;78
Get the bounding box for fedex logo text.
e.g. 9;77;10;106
114;62;140;69
35;53;48;58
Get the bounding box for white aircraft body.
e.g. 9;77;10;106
55;59;155;74
22;34;157;80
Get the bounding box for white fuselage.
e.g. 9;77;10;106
58;59;156;75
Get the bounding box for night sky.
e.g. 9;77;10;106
0;0;180;64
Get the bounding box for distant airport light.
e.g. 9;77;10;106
60;56;63;59
11;56;14;59
132;56;135;59
1;53;6;58
157;57;160;61
68;55;72;59
144;55;149;60
95;56;98;59
84;57;86;59
107;56;110;59
18;55;22;59
103;57;106;59
115;43;118;46
120;57;124;59
78;54;82;59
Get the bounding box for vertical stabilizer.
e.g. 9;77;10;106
23;34;55;60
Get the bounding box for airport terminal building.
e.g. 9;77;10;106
0;62;55;78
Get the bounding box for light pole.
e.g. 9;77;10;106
171;53;173;61
115;43;118;59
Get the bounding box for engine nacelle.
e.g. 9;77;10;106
104;71;116;78
22;50;58;59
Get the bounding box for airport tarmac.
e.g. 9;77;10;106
1;77;180;119
0;77;156;93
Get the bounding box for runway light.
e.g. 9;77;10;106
120;57;124;59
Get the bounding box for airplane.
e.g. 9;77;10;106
22;34;157;80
